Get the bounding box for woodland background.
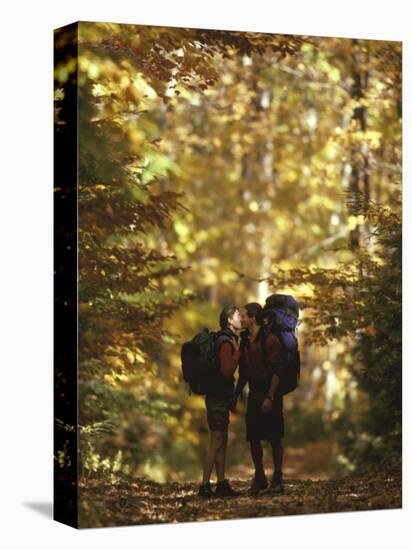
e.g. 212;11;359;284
54;22;402;524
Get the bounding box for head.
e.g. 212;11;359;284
219;304;242;331
239;307;248;330
243;302;264;331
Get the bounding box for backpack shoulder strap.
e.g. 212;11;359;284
260;327;267;358
215;331;232;351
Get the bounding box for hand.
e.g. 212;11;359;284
261;397;273;415
229;396;238;413
231;337;240;352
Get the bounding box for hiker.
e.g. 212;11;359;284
232;302;286;495
198;305;243;498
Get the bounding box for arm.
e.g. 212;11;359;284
261;334;284;414
219;341;240;378
265;333;286;381
261;373;280;414
233;376;247;400
267;372;280;400
230;375;247;413
233;359;248;400
229;347;247;412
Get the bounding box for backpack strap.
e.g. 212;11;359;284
215;328;236;352
260;326;267;360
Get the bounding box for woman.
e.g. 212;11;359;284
198;304;243;498
232;302;286;495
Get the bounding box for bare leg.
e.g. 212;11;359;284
269;437;283;478
202;430;225;484
250;439;265;476
214;430;228;482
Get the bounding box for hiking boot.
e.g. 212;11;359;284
269;473;284;495
198;481;213;498
249;472;268;495
215;479;239;497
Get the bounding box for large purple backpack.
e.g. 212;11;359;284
263;294;301;395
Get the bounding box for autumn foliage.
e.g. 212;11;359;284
54;23;401;497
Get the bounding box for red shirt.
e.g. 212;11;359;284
239;330;285;393
219;341;240;378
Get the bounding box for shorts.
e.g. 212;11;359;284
205;395;231;431
246;391;284;442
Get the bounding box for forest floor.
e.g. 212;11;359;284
78;459;402;529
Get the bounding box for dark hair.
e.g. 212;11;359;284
219;304;239;329
244;302;264;326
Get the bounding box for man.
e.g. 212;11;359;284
198;305;243;498
232;302;286;495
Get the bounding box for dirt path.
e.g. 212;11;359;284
78;470;401;529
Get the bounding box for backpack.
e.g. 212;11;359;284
262;294;301;395
180;328;232;395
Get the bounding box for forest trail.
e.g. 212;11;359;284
78;470;401;528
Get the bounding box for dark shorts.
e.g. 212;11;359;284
205;395;231;432
246;391;284;442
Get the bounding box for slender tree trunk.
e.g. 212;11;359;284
349;39;371;248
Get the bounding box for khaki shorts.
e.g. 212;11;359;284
205;395;231;431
